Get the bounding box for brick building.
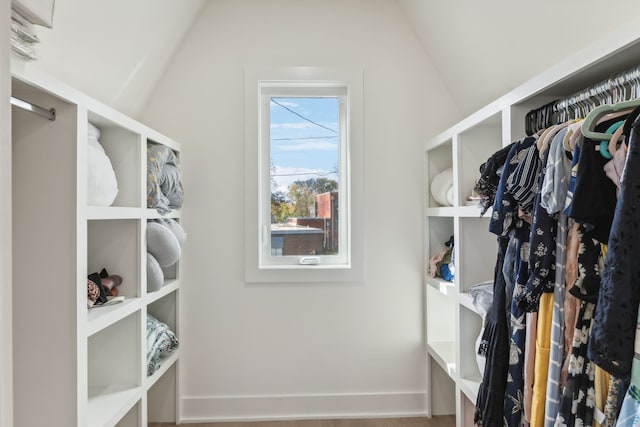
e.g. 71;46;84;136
270;191;339;256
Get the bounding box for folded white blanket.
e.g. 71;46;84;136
87;124;118;206
430;168;454;206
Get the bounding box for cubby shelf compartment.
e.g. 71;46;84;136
88;312;140;427
87;219;141;299
87;111;144;209
425;139;453;209
457;217;496;294
88;386;141;427
426;284;456;377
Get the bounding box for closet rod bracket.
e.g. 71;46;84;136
11;96;56;121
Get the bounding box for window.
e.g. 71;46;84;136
245;67;364;283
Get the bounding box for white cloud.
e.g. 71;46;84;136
270;166;338;194
276;140;337;151
270;121;338;131
270;100;299;109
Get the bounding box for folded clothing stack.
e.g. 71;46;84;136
10;9;39;60
147;314;179;376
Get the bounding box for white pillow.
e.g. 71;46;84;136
147;222;181;267
153;219;186;248
147;253;164;292
86;124;118;206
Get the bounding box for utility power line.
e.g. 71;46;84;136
271;98;338;134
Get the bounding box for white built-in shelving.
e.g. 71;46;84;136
11;62;182;426
424;18;640;426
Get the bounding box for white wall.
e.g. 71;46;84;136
1;0;11;424
141;0;459;421
29;0;205;118
397;0;640;118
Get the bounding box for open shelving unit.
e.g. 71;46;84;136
424;18;640;426
11;63;182;426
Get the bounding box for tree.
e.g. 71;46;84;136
287;178;337;218
271;191;292;223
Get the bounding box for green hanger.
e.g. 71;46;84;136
581;98;640;140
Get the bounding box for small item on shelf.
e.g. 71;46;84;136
87;268;123;308
429;235;455;281
87;279;100;307
464;187;482;206
99;268;122;295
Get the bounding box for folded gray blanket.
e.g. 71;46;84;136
147;143;184;214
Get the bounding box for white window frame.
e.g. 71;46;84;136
244;66;364;283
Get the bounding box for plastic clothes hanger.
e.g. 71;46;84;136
597;121;624;159
563;120;584;151
607;124;626;157
581;98;640;140
536;124;558;152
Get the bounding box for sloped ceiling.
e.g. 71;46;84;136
397;0;640;116
29;0;206;118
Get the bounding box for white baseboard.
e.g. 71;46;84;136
180;391;427;422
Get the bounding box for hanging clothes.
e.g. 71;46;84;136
476;136;537;427
503;224;531;427
545;213;569;427
589;115;640;379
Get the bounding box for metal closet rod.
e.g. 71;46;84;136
10;96;56;121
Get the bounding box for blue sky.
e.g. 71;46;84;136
269;97;339;194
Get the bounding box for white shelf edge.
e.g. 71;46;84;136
146;280;179;305
425;205;490;218
87;384;141;427
86;298;142;337
457;292;480;314
145;349;180;391
425;206;456;216
459;378;481;403
145;208;181;220
426;341;456;378
425;277;455;297
86;206;144;220
456;205;490;218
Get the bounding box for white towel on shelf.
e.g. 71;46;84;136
430;168;454;207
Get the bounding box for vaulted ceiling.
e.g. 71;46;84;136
396;0;640;115
22;0;640;119
31;0;206;117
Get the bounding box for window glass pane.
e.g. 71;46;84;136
269;97;340;256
